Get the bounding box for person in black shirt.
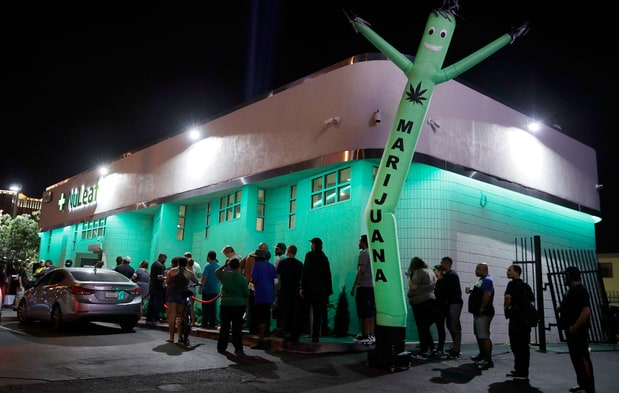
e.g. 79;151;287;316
440;256;463;358
504;264;534;380
559;266;596;393
300;237;333;343
146;253;167;324
276;245;304;342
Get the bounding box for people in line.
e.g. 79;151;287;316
215;258;249;356
221;245;242;270
249;249;277;350
276;244;304;342
200;250;221;329
351;234;375;345
407;256;437;359
132;260;150;315
504;264;535;381
271;242;287;336
300;237;333;343
184;251;201;281
440;256;463;359
146;253;168;324
240;242;269;334
186;258;199;326
468;263;495;369
433;264;448;356
115;256;135;279
164;256;198;343
559;266;596;393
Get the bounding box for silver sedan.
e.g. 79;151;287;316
17;267;142;332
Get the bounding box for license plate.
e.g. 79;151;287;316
105;291;118;299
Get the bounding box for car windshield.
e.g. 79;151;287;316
70;270;130;283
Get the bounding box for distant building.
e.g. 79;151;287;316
0;190;42;217
36;54;601;344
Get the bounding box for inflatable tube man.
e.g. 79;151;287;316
347;3;528;353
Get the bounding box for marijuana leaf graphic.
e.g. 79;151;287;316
405;82;428;105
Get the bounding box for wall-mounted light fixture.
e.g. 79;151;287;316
324;116;341;126
427;118;441;132
372;109;382;124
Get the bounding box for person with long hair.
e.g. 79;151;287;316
407;256;436;360
164;256;198;343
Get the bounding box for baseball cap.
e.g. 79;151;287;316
275;242;286;251
360;234;368;243
309;237;323;247
123;256;131;262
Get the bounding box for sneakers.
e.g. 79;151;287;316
359;335;376;345
470;354;483;362
477;359;494;369
429;349;444;357
447;349;461;359
411;352;428;360
234;350;246;356
506;371;529;380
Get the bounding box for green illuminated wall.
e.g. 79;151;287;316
38;160;596;344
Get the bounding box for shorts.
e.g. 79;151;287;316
252;303;272;323
166;294;187;305
355;287;376;319
473;314;493;339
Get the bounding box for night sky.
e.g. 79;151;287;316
1;1;616;252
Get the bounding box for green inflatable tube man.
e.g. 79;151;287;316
347;3;528;350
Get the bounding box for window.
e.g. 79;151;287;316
599;262;613;278
311;167;351;209
256;189;266;231
81;218;107;240
219;190;242;222
176;205;186;240
289;185;297;229
204;202;211;238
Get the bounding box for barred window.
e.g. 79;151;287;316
311;167;351;209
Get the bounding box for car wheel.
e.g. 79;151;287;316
119;320;137;332
51;305;63;332
16;300;30;324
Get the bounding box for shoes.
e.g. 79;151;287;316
234;350;246;356
471;354;483;362
411;352;428;360
217;348;227;354
430;350;444;357
477;360;494;369
447;349;460;359
251;341;268;350
569;387;585;393
354;333;367;341
506;371;529;380
359;335;376;345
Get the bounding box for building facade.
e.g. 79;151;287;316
37;55;601;344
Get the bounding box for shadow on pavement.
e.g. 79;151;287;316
430;363;482;384
489;380;543;393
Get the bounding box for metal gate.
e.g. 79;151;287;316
545;247;613;344
514;236;614;348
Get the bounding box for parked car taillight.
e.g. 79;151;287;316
127;287;141;295
68;286;97;295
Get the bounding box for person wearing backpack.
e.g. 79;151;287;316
504;264;535;381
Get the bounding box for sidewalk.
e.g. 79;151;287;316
3;306;618;392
